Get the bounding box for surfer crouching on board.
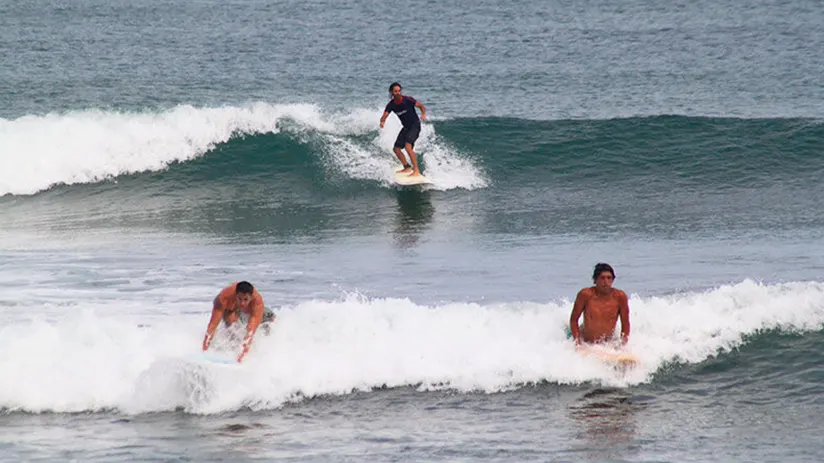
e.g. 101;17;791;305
379;82;427;177
202;281;275;363
569;263;630;346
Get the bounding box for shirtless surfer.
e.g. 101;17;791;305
202;281;275;363
379;82;427;177
569;263;630;346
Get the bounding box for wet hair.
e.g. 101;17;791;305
389;82;402;92
236;281;254;294
592;263;615;282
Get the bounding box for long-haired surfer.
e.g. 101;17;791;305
379;82;427;177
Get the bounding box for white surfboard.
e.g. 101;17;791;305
393;171;433;186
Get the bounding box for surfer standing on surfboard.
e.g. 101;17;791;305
569;263;631;346
379;82;427;178
201;281;275;363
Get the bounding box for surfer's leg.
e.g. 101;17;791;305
404;124;422;176
393;147;411;172
394;129;412;173
262;307;275;323
405;143;421;176
261;307;275;336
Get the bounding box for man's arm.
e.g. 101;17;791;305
416;100;426;121
202;296;224;351
617;290;631;344
237;296;265;362
379;111;390;128
569;290;588;346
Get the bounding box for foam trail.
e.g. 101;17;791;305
1;280;821;414
316;111;488;191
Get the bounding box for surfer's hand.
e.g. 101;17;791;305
379;121;385;128
420;113;427;121
237;333;253;363
237;345;250;363
202;333;213;351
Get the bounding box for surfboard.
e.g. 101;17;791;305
393;171;433;186
577;344;639;368
186;351;238;366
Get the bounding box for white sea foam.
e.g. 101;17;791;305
0;280;822;414
0;103;487;196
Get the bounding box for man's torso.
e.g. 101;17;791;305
581;288;622;342
385;96;420;127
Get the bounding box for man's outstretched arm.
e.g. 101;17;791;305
569;290;587;346
416;101;426;121
237;298;265;362
618;291;631;345
202;297;223;351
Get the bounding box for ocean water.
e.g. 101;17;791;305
2;0;824;461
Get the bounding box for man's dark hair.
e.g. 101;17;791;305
389;82;402;92
236;281;254;294
592;263;615;282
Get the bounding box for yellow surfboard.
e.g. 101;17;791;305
577;343;639;368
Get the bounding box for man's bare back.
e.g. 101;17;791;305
569;264;630;345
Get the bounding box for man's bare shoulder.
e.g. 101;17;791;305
253;292;265;310
612;289;628;300
577;287;596;298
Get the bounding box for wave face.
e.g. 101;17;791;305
3;105;822;196
2;105;823;238
436;115;824;188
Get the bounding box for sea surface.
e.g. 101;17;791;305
2;0;824;461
